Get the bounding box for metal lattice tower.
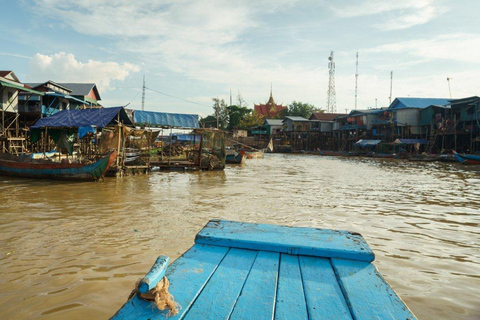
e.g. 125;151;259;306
326;51;336;113
355;51;358;110
141;75;146;111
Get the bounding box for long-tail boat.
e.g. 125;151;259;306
112;219;416;320
452;150;480;165
225;150;246;164
0;150;116;181
318;149;359;156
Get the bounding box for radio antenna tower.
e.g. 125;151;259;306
141;75;146;111
355;51;359;110
389;71;393;105
326;51;336;113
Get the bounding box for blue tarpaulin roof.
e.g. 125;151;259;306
354;139;382;147
31;107;133;129
394;139;429;145
134;110;199;128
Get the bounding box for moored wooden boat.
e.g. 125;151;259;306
452;150;480;165
225;150;245;164
0;150;116;181
318;149;359;156
366;151;397;158
112;219;416;320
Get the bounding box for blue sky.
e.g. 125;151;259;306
1;0;479;117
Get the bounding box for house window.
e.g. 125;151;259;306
7;92;13;102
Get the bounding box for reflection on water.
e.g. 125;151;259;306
1;154;479;319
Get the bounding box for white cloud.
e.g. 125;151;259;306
364;33;480;64
331;0;447;30
29;52;140;92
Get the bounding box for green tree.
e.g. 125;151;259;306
288;101;318;118
239;111;264;128
199;115;218;128
227;105;252;130
212;98;229;129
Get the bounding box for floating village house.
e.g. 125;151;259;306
282;116;311;132
262;119;283;135
383;97;450;136
19;81;101;121
309;112;343;133
0;71;45;154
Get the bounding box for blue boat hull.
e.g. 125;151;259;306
453;150;480;164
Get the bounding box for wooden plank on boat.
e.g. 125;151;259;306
229;251;279;320
111;244;229;320
331;258;417;320
299;255;352;319
275;254;308;320
195;220;374;262
183;248;257;319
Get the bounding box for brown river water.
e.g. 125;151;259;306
0;154;479;320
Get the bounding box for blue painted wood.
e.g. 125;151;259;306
331;258;417;320
183;248;258;319
275;254;308;320
112;220;416;320
111;244;229;320
138;256;170;293
195;220;374;262
299;256;352;319
229;251;279;320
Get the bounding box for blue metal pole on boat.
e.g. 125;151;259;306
138;256;170;293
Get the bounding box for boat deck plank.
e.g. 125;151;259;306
229;251;279;320
332;258;415;320
299;255;352;319
275;254;308;320
183;248;257;319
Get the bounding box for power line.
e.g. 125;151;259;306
145;87;211;108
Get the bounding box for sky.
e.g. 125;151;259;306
1;0;479;117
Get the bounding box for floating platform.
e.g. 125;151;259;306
112;219;416;320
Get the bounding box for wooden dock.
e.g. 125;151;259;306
112;220;416;320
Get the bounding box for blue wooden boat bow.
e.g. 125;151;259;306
112;220;416;320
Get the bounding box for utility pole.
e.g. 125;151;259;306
216;98;219;129
389;71;393;105
375;98;378;108
326;51;337;113
355;51;358;110
447;77;452;99
141;75;146;111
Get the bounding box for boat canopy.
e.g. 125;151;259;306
134;110;199;129
31;107;133;129
393;139;428;145
354;139;382;147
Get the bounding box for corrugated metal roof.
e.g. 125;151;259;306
283;116;309;122
309;112;345;121
388;98;450;110
264;119;283;126
58;83;94;95
59;83;100;100
45;92;90;105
